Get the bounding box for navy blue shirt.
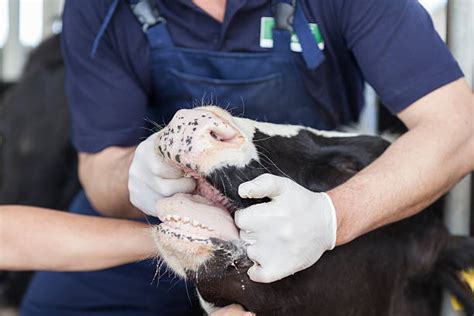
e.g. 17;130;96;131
62;0;463;153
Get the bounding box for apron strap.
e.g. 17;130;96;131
90;0;120;57
293;1;325;69
90;0;173;55
271;0;325;70
129;0;174;49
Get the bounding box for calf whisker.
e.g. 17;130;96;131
234;172;247;185
222;171;234;191
255;148;296;182
252;135;278;142
219;175;228;199
143;117;165;132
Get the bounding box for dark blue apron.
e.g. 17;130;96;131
134;0;328;127
21;1;326;315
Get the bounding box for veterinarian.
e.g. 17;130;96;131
21;0;473;315
0;205;155;271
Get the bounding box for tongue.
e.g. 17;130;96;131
156;193;239;241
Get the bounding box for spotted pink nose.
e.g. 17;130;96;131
157;108;242;171
173;108;238;143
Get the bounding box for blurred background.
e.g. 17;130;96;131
0;0;455;82
0;1;472;316
1;0;63;81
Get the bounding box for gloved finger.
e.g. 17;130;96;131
246;244;295;283
150;155;184;179
234;204;270;231
129;183;159;216
238;173;286;199
234;202;280;231
245;245;265;267
247;261;291;283
239;229;257;245
154;177;196;196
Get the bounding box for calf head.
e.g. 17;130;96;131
151;106;390;313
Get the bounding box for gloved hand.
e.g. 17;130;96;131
128;133;196;216
235;174;337;283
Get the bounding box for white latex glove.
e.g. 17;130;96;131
234;173;337;283
128;133;196;216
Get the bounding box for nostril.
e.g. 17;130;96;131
210;131;223;141
209;126;237;143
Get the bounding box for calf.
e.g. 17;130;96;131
152;106;474;315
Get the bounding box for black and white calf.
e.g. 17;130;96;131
152;106;474;316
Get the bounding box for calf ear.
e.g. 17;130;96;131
302;153;364;192
325;135;390;177
329;155;361;175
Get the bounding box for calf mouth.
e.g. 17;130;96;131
154;107;253;245
156;168;240;243
152;167;242;276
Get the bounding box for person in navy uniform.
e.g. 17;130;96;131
21;0;473;315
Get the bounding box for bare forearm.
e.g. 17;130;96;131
329;79;474;245
79;146;141;217
0;206;156;271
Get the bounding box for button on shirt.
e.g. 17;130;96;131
61;0;463;153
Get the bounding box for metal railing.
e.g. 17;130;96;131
1;0;63;81
441;0;473;315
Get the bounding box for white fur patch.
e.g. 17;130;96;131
151;226;215;279
234;117;359;138
151;228;187;278
198;291;219;315
160;105;362;177
305;126;359;138
235;118;301;138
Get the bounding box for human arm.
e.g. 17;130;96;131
0;205;156;271
331;78;474;244
79;133;196;218
79;146;139;217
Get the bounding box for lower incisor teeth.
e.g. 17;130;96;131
164;215;215;231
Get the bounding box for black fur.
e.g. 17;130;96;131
194;129;474;315
207;129;390;208
0;34;79;209
0;82;14;97
431;237;474;314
